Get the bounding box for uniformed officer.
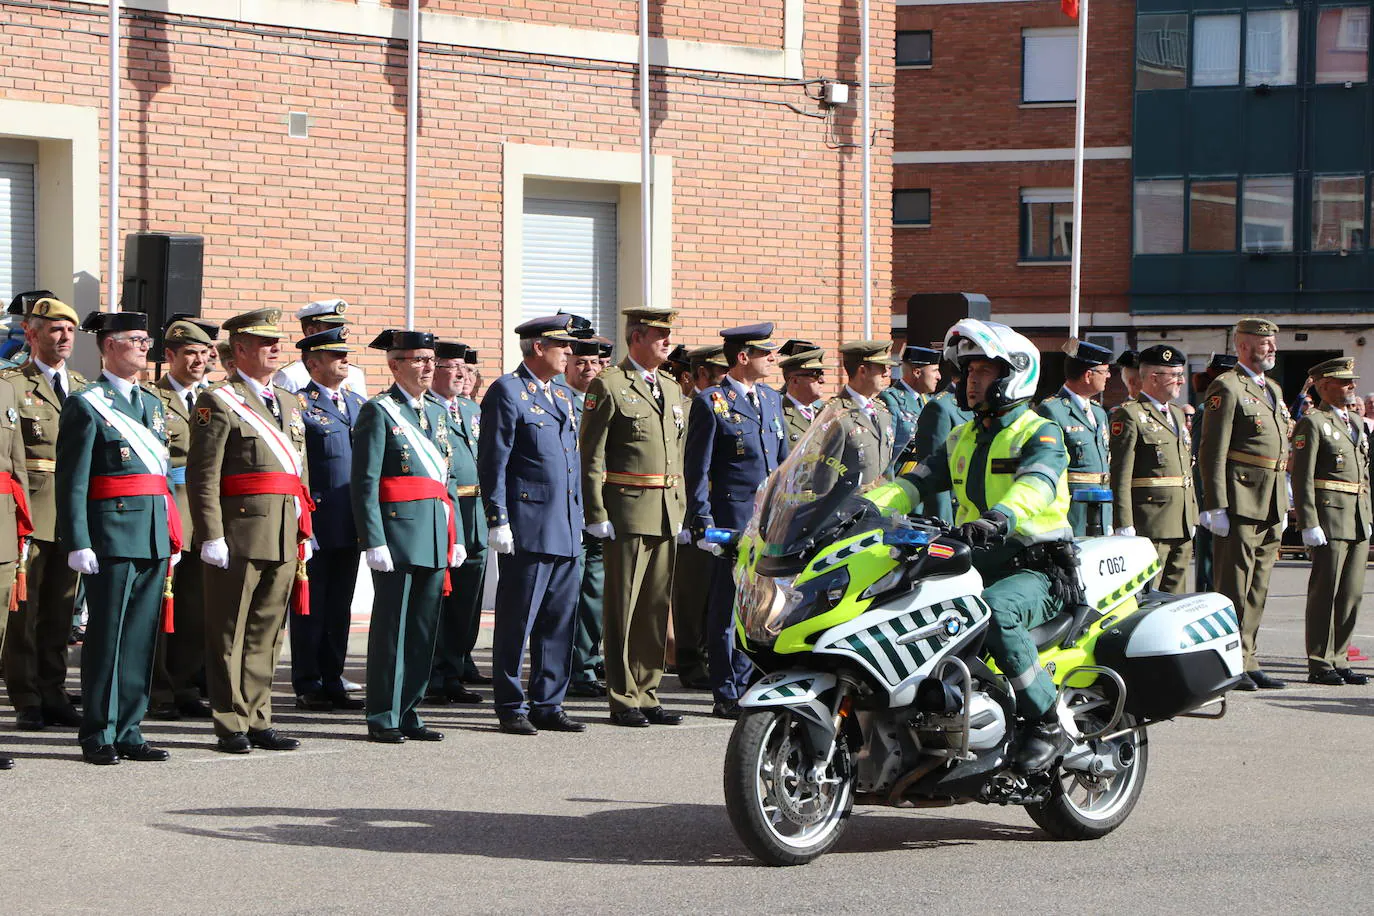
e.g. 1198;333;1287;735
1109;345;1198;593
1191;354;1237;592
428;340;489;704
880;345;941;475
57;311;179;764
663;344;693;398
352;330;463;743
581;306;688;727
687;344;729;393
564;337;608;698
909;369;972;524
2;295;85;731
1198;318;1291;690
2;289;54;367
830;341;898;487
187;307;311;752
779;348;826;445
273;298;368;396
0;321;30;767
684;322;788;718
1037;339;1113;537
1116;350;1141;400
1291;357;1371;686
479;314;587;736
291;326;367;712
148;315;218;721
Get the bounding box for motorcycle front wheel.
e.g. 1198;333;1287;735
723;708;855;866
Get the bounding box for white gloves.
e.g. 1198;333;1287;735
1114;526;1136;538
169;551;181;569
302;541;314;563
1200;509;1230;538
1302;526;1328;548
449;543;468;567
676;527;692;545
490;524;515;555
365;546;394;572
201;537;230;569
67;549;99;576
585;521;615;540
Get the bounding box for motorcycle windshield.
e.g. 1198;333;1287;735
756;400;886;557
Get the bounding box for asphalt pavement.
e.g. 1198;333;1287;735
2;560;1371;914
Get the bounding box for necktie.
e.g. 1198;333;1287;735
52;373;65;403
747;390;759;415
332;391;348;423
262;389;281;424
645;372;662;405
184;390;195;414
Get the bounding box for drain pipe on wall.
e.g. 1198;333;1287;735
640;0;652;310
860;0;872;338
107;0;120;312
405;0;419;330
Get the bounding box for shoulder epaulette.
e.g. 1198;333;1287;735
0;368;21;380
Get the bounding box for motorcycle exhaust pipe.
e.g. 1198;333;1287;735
915;678;963;714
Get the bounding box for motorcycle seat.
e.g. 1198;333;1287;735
1028;610;1075;650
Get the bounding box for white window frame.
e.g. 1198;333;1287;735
1022;28;1079;104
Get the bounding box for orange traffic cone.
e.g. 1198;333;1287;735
1350;645;1370;662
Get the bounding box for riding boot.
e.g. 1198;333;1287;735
1014;714;1072;774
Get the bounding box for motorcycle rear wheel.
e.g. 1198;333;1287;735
1027;715;1149;840
724;709;855;866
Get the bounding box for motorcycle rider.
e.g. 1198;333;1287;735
893;320;1074;774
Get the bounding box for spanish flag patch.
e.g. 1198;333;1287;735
1038;435;1056;443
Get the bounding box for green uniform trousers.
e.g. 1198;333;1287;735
571;536;605;686
1211;520;1280;672
78;558;164;747
671;542;712;682
151;552;205;707
204;557;294;738
4;538;78;711
1194;527;1214;592
366;565;444;732
1153;538;1193;595
431;552;488;689
602;533;674;713
1305;537;1369;674
982;569;1059;719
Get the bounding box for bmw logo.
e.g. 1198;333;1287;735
943;617;961;638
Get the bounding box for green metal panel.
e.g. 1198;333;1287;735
1187;91;1245;173
1308;89;1370;173
1134;93;1188;176
1243;91;1301;173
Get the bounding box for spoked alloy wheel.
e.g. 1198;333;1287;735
723;708;854;866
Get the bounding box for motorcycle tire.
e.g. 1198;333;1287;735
723;708;855;866
1027;716;1149;841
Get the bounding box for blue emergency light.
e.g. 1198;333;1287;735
883;528;932;547
704;527;738;545
1071;487;1112;504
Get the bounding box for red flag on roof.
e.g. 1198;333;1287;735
1062;0;1079;17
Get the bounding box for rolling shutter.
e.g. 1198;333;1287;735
0;162;37;301
521;196;618;342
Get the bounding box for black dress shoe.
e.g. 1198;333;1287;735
177;699;213;719
15;707;46;730
678;675;712;691
247;728;300;751
41;704;82;728
529;709;586;732
325;692;365;711
68;625;85;646
461;673;493;686
81;744;120;766
216;732;252;754
642;707;684;726
368;728;407;744
1308;669;1346;686
401;726;444;741
1335;667;1369;686
116;742;170;762
1249;669;1287;689
498;714;538;736
567;681;608;698
423;691;451;706
147;703;181;721
443;686;483;705
712;701;741;720
610;709;650;728
295;692;334;712
1231;672;1258;692
0;752;12;770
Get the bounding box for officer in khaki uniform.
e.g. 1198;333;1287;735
0;352;29;768
1198;318;1292;690
828;341;898;488
780;348;826;445
1290;357;1371;686
1109;345;1198;593
1037;339;1113;537
581;307;687;727
187;308;311;752
2;295;85;730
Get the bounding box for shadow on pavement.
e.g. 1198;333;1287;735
1263;695;1374;717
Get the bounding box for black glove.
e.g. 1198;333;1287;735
956;512;1009;548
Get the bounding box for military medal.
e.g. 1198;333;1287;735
672;403;684;430
470;416;481;437
119;446;131;462
520;392;530;401
5;407;14;424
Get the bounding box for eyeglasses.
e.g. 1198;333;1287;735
392;356;436;367
113;335;152;348
1086;366;1111;376
434;362;461;371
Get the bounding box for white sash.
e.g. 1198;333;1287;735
80;387;170;475
211;385;304;477
376;395;448;483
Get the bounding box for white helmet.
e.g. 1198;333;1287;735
943;319;1041;411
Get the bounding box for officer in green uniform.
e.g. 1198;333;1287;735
880;345;941;476
564;337;609;698
1198;318;1291;691
909;369;972;524
830;341;898;487
1116;350;1141;400
56;311;177;764
1109;345;1198;593
780;348;826;445
581;307;687;727
0;356;26;768
891;320;1074;773
149;315;218;720
1036;339;1112;537
1291;357;1371;686
2;294;85;731
353;330;464;743
1191;354;1237;591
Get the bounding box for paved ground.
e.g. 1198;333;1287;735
2;561;1371;914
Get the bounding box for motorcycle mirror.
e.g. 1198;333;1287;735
1071;487;1112;504
883;528;932;548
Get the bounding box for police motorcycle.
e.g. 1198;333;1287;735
714;395;1244;867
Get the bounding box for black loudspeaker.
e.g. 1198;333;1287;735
121;232;203;331
905;292;991;349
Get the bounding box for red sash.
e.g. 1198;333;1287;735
0;471;33;612
222;472;317;615
89;473;185;632
379;476;456;595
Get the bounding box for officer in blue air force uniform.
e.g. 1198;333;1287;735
478;314;589;736
879;344;942;475
291;326;367;712
684;322;789;719
1035;338;1113;537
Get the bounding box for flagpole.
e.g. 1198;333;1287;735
1068;0;1088;339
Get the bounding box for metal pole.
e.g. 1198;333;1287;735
860;0;872;338
1068;0;1089;338
107;0;120;312
405;0;418;330
640;0;652;307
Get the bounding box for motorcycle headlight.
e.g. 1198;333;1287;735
738;567;850;646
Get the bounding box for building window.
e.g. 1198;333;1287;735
1137;14;1189;90
522;185;619;343
897;31;932;67
1133;179;1185;255
1312;175;1366;251
1316;8;1369;84
1193;15;1241;86
1246;10;1299;86
1020;188;1073;261
1022;28;1078;103
1189;179;1238;252
1241;176;1294;252
893;189;931;226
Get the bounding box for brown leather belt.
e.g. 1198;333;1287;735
1227;450;1283;471
454;485;480;498
1314;478;1366;495
1068;471;1109;485
24;458;55;473
603;471;680;488
1131;476;1190;488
